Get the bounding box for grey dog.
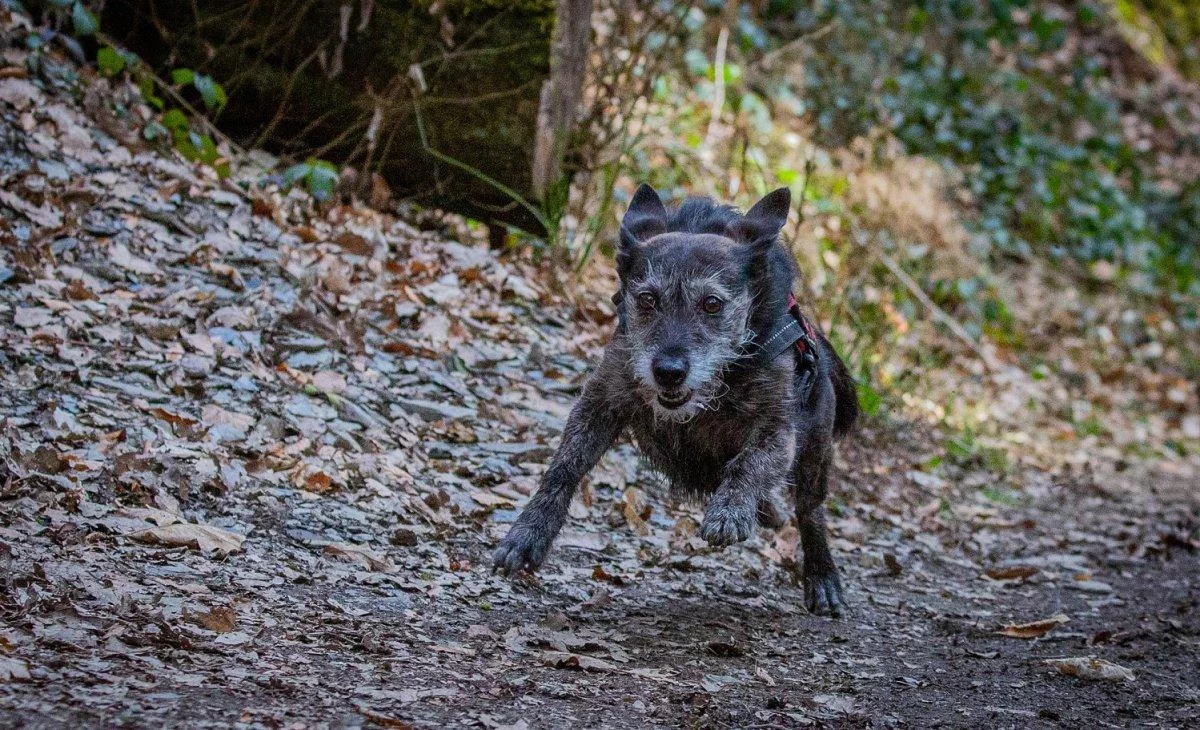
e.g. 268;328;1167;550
492;184;859;615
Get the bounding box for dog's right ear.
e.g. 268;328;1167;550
617;184;667;279
619;184;667;250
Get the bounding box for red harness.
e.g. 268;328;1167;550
787;293;819;358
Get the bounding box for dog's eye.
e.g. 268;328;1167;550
701;296;724;314
636;292;658;310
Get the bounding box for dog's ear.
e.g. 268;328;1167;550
619;184;667;250
618;184;667;279
745;187;791;236
729;187;791;257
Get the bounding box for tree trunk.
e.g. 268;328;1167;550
102;0;573;233
531;0;592;200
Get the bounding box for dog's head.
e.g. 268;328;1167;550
615;184;792;421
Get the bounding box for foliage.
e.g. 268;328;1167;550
572;0;1198;459
36;0;235;178
283;159;340;202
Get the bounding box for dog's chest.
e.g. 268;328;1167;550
627;410;748;493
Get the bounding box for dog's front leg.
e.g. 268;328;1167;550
701;423;796;546
492;379;626;576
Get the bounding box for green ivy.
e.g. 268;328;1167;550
283;159;339;202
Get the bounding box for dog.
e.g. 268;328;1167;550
492;184;858;616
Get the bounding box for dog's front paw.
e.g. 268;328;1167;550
700;504;756;546
492;524;553;576
803;569;845;617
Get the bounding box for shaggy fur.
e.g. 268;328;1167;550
493;185;859;616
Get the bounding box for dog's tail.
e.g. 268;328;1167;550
819;332;859;439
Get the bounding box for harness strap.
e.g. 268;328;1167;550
756;293;819;368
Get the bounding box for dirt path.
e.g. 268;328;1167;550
3;424;1197;728
1;37;1199;729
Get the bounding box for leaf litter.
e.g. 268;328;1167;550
0;8;1197;728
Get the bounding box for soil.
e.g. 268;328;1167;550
1;14;1198;728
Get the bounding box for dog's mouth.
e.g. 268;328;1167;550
655;389;693;409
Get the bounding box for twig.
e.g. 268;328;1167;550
789;155;815;243
412;100;551;234
877;252;998;371
703;24;730;149
750;22;836;72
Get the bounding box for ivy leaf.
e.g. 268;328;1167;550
283;162;311;188
71;2;99;36
192;74;227;113
96;46;125;76
283;159;338;201
142;120;167;141
307;160;339;202
161;108;189;132
170;68;195;86
137;75;164;110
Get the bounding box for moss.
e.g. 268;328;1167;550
104;0;558;231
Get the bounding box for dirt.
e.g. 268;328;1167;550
3;426;1198;729
1;11;1199;729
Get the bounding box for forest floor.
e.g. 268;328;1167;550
2;23;1200;730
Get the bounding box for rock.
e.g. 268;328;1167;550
394;397;475;421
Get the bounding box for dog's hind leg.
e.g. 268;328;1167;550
794;450;845;616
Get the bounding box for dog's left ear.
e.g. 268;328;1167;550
730;187;791;255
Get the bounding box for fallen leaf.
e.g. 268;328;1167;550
985;565;1038;581
312;370;347;394
591;565;626;586
323;543;392;571
150;407;199;430
191;606;237;633
304;470;336;493
622;487;650;536
130;523;245;555
470;491;514;508
0;657;30;682
541;651;617;672
1044;657;1135;681
998;613;1069;639
884;552;903;576
812;693;856;714
13;307;53;329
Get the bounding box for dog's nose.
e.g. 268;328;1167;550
651;354;689;388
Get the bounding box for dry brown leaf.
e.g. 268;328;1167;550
130;523;245;555
333;230;374;256
997;613;1069;639
323;543;392;571
540;651;617;672
304;470;335;493
192;606;237;633
985;565;1038;581
470;491;514;508
149;407;199;430
358;707;414;729
622;487;650;536
1044;657;1135;681
591;565;626;586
